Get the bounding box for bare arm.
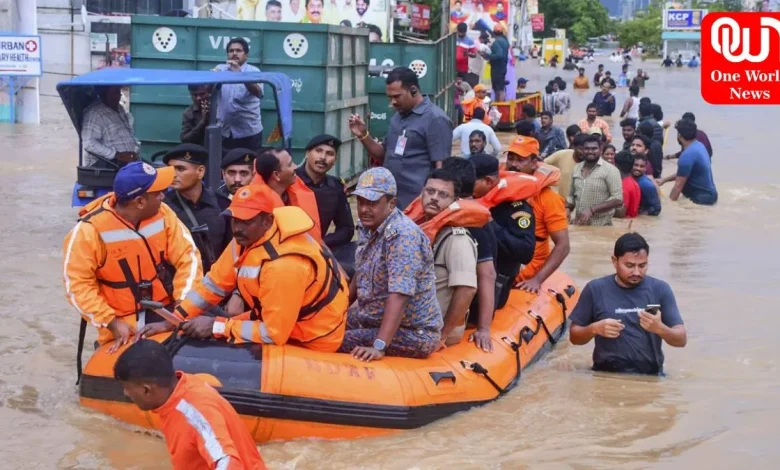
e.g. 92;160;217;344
658;324;687;347
441;286;477;339
532;229;570;284
569;323;597;345
591;198;623;215
669;176;688;201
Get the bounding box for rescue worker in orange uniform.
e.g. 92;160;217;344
251;148;323;242
63;162;201;356
461;84;491;124
172;184;348;351
504;137;571;293
114;339;267;470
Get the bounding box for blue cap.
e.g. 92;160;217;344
351;167;397;201
517;77;528;83
114;161;175;202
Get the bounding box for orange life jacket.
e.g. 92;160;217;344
477;171;542;209
461;97;491;124
404;197;491;243
250;175;323;243
498;162;561;186
77;194;174;339
235;206;348;350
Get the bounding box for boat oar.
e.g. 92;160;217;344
140;300;183;327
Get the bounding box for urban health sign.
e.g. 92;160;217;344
663;9;707;30
0;35;42;76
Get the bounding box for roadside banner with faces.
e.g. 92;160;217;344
233;0;391;42
449;0;510;36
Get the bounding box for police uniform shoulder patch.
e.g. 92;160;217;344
517;215;531;229
511;210;532;220
384;224;399;241
452;227;469;235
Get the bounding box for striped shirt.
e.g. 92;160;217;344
568;158;623;226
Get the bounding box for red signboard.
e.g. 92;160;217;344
411;4;431;31
531;13;545;32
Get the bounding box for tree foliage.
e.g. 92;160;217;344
538;0;611;45
617;1;662;51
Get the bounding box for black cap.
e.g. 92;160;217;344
470;153;499;178
162;143;209;166
221;148;257;169
305;134;341;152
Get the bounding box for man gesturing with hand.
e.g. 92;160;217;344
569;233;687;375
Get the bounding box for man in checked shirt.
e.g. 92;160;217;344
81;86;139;167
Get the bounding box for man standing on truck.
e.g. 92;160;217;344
213;38;263;151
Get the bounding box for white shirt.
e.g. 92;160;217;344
452;120;502;157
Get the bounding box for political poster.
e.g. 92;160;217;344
449;0;510;35
233;0;390;42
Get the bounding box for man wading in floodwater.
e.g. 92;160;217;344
569;233;687;375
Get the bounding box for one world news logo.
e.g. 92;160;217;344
702;13;780;104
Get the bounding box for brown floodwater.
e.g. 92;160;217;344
1;59;779;469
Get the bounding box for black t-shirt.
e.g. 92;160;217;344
469;225;497;266
468;224;498;325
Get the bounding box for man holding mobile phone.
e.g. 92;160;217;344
569;233;687;375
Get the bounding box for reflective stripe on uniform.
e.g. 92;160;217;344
63;222;103;327
177;220;199;301
185;289;212;311
216;457;231;470
202;276;228;298
260;322;273;343
175;399;228;465
239;321;274;343
138;218;165;238
237;265;261;279
98;218;166;244
99;228;140;244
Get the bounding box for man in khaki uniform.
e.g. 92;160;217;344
420;169;480;346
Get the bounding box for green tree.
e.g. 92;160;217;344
617;1;662;52
538;0;611;44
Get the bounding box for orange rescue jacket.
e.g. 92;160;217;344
251;174;322;242
404;197;491;242
62;194;201;345
154;372;267;470
477;170;545;209
461;97;491;124
179;206;348;351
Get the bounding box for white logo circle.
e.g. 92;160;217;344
152;27;177;53
409;60;428;78
283;34;309;59
142;163;156;175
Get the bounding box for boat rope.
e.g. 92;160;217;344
460;327;528;396
162;324;190;358
75;318;87;385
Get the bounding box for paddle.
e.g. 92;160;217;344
139;300;183;327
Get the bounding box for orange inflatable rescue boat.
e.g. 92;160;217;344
78;273;579;443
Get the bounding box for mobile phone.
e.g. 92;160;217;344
646;304;661;314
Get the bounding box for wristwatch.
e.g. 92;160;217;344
372;338;387;352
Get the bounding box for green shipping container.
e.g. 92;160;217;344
367;34;456;139
129;15;369;180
